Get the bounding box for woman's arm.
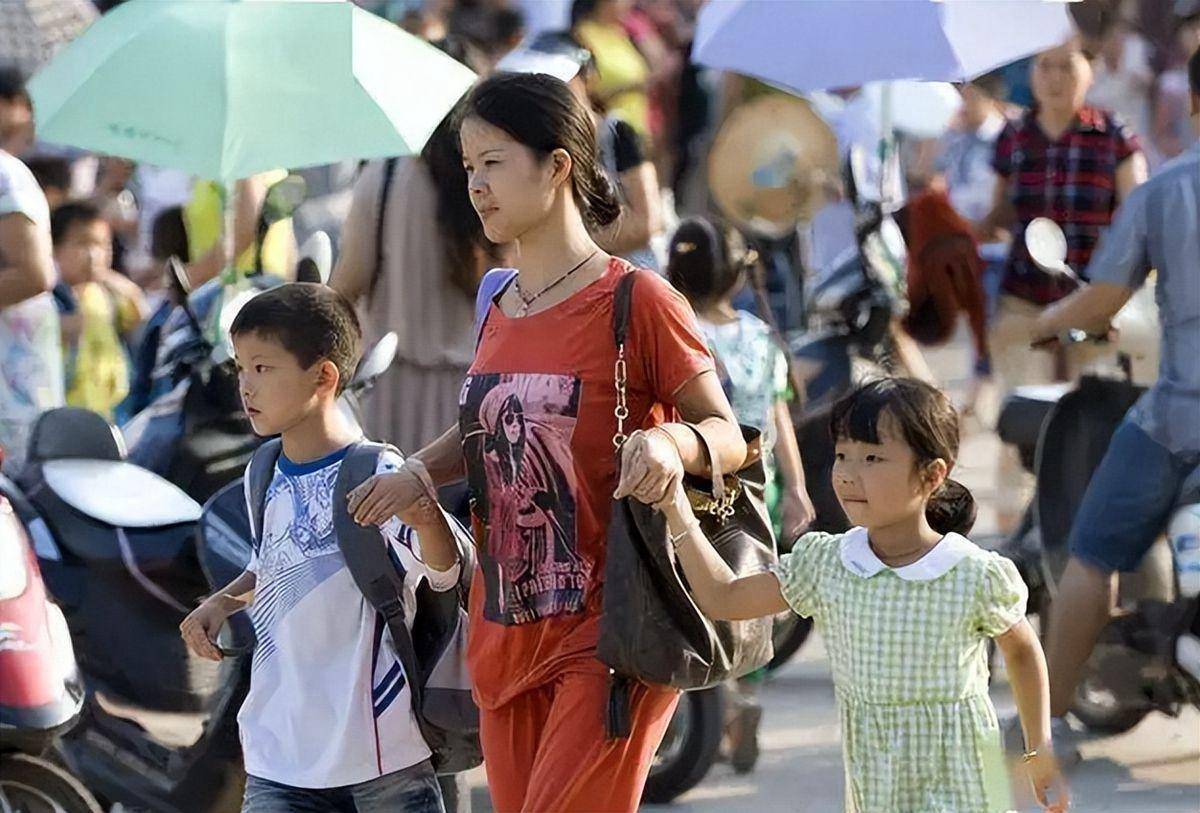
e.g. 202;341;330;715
348;423;465;527
974;176;1014;243
996;618;1070;812
595;162;663;254
329;163;383;303
656;482;789;620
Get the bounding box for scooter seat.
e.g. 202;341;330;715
42;460;202;528
997;384;1071;447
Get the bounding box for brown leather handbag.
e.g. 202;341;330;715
597;271;778;737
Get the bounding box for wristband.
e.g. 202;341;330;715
669;520;702;549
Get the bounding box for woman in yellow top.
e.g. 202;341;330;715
572;0;651;138
183;170;296;285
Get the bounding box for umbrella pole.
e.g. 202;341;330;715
878;82;895;205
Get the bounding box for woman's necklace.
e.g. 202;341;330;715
513;251;599;317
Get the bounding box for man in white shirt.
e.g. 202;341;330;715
0;73;63;473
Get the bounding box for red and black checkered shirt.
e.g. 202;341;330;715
992;106;1141;305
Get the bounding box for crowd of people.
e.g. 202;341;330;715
2;0;1199;812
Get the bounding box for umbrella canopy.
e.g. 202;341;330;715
0;0;97;78
693;0;1075;93
28;0;477;182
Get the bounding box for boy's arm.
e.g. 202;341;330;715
208;569;258;613
657;485;789;621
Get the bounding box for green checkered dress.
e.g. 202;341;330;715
771;528;1027;813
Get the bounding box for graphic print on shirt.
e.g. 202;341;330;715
249;466;345;670
460;372;586;625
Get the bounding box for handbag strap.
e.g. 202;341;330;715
610;270;729;501
611;270;638;450
368;157;400;302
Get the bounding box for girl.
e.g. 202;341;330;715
346;72;746;812
651;377;1070;813
666;216;814;541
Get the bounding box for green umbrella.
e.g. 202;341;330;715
27;0;476;183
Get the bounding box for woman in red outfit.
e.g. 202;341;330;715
347;73;746;812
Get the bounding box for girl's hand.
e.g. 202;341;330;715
1025;749;1070;812
348;470;424;527
779;486;816;541
614;428;684;507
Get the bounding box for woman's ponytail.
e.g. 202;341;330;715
579;159;621;229
925;478;976;536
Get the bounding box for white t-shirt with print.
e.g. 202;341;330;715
238;445;461;789
0;149;62;472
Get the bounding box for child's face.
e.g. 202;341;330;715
55;219;112;287
232;331;337;438
832;418;943;531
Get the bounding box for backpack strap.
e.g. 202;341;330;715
368;157;400;302
332;441;430;721
472;268;518;348
244;438;283;550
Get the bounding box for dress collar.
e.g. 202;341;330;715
838;526;975;581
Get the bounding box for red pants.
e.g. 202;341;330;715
479;660;679;812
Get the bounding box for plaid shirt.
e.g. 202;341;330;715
992;106;1140;305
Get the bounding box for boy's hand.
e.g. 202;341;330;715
1025;749;1070;812
348;470;423;527
180;597;233;661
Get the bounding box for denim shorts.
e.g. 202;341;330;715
242;759;443;813
1068;420;1200;573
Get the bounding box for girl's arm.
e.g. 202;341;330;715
995;618;1070;812
655;482;790;621
772;399;815;536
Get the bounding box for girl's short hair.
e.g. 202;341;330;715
831;377;976;535
665;216;749;307
458;72;620;231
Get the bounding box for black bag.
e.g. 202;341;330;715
596;271;777;738
245;439;482;774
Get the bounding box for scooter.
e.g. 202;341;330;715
0;452;100;813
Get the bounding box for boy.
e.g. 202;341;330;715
50;200;148;419
180;283;459;812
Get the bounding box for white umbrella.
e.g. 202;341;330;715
846;81;963;139
693;0;1076;93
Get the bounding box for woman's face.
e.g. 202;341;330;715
461;115;567;245
1032;43;1094;114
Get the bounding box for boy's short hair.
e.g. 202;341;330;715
50;200;105;246
230;283;363;395
0;67;29;106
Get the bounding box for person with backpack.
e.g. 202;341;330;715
179;283;470;813
345;73;747;812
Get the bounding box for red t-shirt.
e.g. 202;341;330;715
461;259;713;709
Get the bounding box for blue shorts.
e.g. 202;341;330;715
1068;420;1200;573
242;759;443;813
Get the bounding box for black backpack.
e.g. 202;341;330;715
244;439;481;774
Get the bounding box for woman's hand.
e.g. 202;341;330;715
779;486;816;541
347;469;424;527
613;428;683;506
1025;749;1070;812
